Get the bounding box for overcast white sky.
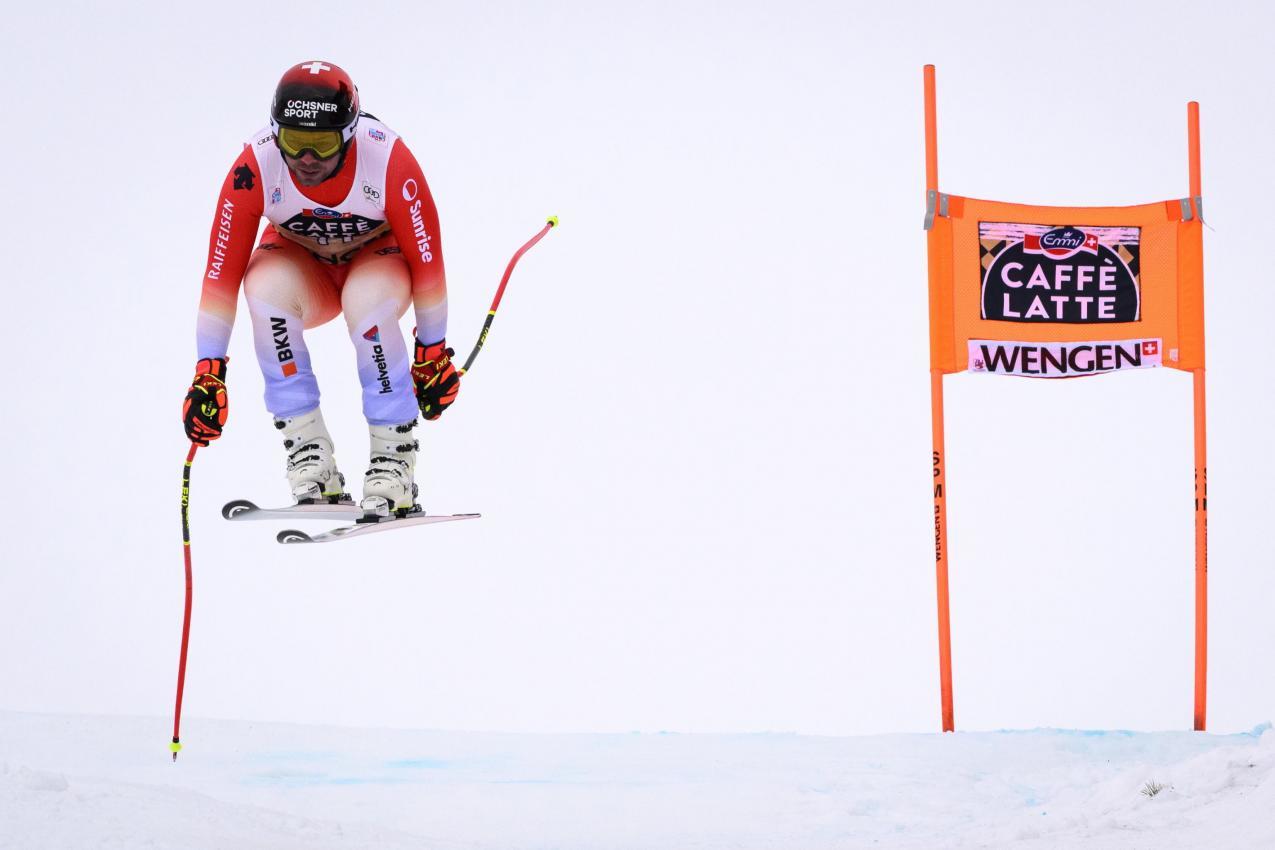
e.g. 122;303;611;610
0;0;1271;736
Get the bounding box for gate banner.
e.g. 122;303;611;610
927;197;1204;376
921;65;1209;734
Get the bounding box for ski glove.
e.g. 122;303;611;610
183;357;229;446
412;339;460;420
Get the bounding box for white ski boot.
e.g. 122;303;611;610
361;419;419;518
275;408;348;504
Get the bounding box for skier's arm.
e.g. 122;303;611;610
384;140;447;345
184;147;263;444
195;146;265;359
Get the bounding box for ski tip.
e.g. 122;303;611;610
277;529;313;544
222;499;259;520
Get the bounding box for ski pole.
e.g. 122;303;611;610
172;442;198;761
458;216;558;376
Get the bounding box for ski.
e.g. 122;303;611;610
222;498;365;522
277;512;481;544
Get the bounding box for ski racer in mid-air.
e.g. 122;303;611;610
181;60;459;518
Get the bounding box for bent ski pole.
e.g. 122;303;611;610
172;443;198;761
458;216;558;376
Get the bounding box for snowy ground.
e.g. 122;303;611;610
1;712;1272;849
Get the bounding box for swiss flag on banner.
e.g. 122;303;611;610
1142;340;1159;357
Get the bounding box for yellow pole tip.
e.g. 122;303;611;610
169;741;182;754
546;216;559;227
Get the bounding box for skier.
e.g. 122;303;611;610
181;61;459;517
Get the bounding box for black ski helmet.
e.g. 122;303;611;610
270;61;360;154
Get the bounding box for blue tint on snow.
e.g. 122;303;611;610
245;772;415;788
226;723;1275;795
385;757;451;769
993;728;1137;737
246;750;342;762
491;778;563;785
239;751;459;788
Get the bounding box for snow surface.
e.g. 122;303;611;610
2;712;1273;849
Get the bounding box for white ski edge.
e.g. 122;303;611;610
277;513;481;544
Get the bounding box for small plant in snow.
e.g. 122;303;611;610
1141;780;1167;798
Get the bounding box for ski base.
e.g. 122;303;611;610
277;512;481;544
222;498;364;522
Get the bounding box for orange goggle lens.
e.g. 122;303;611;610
277;126;344;159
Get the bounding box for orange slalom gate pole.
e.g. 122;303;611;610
931;372;954;732
924;64;954;732
924;66;939;190
1188;101;1208;731
1193;369;1207;730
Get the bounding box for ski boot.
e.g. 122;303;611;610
361;419;419;518
275;408;350;504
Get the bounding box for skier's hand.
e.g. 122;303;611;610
411;338;459;420
183;358;229;445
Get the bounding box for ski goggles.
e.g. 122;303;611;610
276;126;344;160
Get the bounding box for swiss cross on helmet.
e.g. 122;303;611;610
270;61;361;155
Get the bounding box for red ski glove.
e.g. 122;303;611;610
412;339;460;420
182;358;229;445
